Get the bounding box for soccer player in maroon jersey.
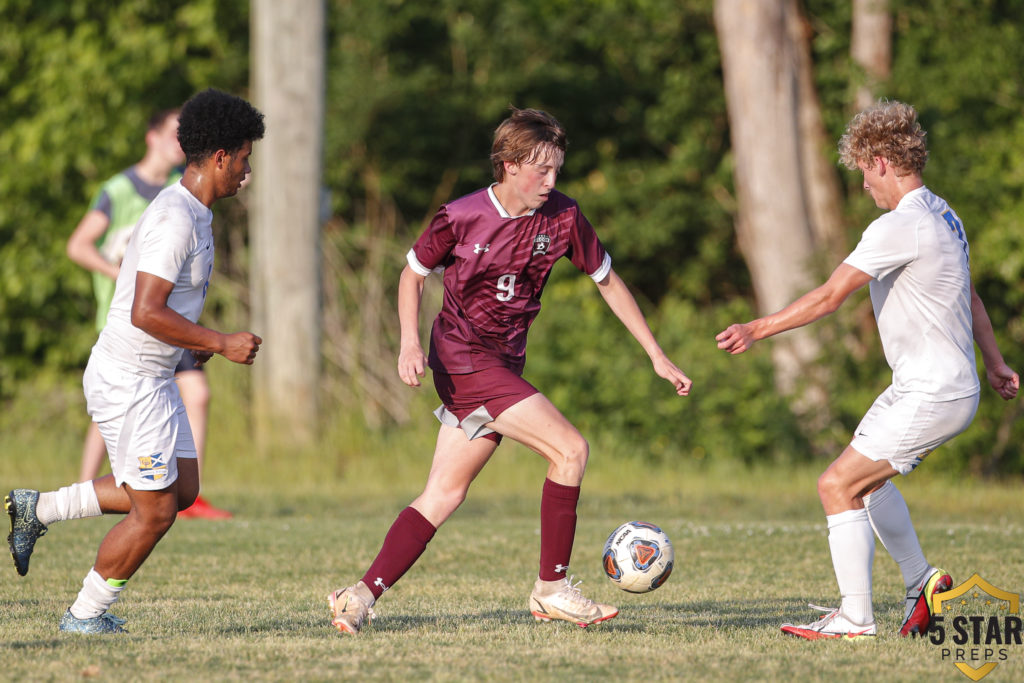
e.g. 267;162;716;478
328;108;692;633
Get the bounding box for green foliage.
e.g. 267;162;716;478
326;0;739;304
0;0;249;394
3;0;1022;474
526;273;812;466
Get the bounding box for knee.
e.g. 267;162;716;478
176;464;201;511
817;469;846;506
569;435;589;468
180;373;211;411
433;482;469;514
131;504;178;535
177;487;199;512
417;482;469;524
552;435;589;479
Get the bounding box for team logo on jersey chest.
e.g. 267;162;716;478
532;234;551;256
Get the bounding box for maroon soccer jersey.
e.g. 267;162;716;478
408;185;611;374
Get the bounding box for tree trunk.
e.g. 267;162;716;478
851;0;892;111
789;4;846;263
714;0;822;395
250;0;325;445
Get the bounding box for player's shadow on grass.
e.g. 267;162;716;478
5;639;64;651
603;597;826;633
465;598;817;634
353;598;816;634
282;596;821;635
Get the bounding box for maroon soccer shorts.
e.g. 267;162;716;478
432;366;540;443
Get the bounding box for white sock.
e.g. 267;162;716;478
864;481;932;592
827;508;875;626
69;568;125;620
36;481;103;526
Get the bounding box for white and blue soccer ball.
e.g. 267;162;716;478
602;521;674;593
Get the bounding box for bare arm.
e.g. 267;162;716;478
397;264;428;387
67;210;119;280
131;272;261;365
595;268;692;396
970;282;1019;400
716;263;872;354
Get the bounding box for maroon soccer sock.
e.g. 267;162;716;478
538;478;581;581
362;506;437;600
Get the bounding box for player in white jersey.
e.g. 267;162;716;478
5;89;265;634
716;101;1018;640
67;108;232;519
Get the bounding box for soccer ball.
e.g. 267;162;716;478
602;521;674;593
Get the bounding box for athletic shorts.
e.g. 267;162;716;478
432;366;540;443
174;348;205;374
850;386;979;475
83;354;197;491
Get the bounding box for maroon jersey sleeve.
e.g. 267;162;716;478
409;205;458;274
566;208;611;281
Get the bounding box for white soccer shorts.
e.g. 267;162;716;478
850;386;979;475
83;355;197;491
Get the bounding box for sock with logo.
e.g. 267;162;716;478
68;568;127;620
538;478;580;582
361;506;436;600
36;481;103;526
864;481;932;593
827;508;875;626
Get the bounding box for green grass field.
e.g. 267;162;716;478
3;439;1023;682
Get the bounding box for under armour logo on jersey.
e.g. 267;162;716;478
532;234;551;256
374;577;389;592
554;564;568;574
474;243;490;254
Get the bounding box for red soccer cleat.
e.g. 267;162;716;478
178;495;233;520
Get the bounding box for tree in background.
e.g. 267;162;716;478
851;0;891;111
714;0;844;437
2;0;1021;475
250;0;325;446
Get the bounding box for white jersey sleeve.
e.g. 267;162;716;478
843;212;918;281
842;187;978;401
92;182;215;377
135;207;197;285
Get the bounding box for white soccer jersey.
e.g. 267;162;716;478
843;186;979;400
92;181;214;378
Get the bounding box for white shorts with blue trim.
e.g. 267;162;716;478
83;354;196;491
850;386;979;475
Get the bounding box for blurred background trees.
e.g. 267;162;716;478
1;0;1021;475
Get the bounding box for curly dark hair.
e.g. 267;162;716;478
177;88;265;165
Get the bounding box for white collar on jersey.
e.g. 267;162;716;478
488;183;536;218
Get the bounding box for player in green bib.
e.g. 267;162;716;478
84;164;183;331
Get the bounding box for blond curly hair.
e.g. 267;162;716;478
838;100;928;176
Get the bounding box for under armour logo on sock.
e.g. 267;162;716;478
555;564;568;574
374;577;389;592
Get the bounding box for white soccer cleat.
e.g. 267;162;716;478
328;581;376;634
781;604;876;641
529;575;618;628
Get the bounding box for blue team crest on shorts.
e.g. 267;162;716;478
138;452;169;482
